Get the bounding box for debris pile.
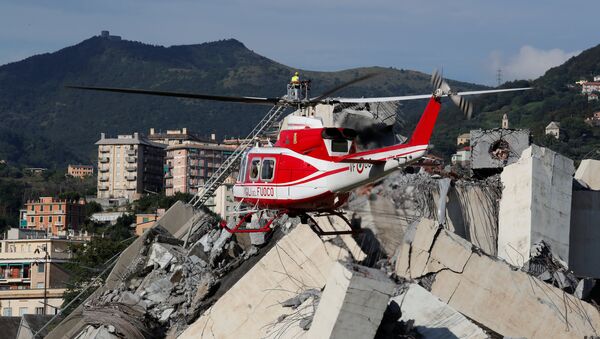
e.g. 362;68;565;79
45;144;600;339
62;219;265;339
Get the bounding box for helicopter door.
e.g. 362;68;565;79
260;158;277;199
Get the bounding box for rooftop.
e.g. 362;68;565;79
96;132;166;148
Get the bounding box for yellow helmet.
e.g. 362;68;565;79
295;71;299;75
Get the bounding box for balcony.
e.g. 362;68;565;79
99;157;110;163
125;165;137;172
164;172;173;179
125;175;137;181
165;182;173;188
98;185;109;191
99;147;110;153
99;167;109;173
126;149;136;156
99;176;109;182
126;156;136;163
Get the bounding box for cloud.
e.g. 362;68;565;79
490;46;580;82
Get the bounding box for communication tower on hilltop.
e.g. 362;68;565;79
497;68;503;87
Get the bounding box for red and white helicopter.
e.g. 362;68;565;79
70;71;529;236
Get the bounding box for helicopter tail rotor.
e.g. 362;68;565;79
431;69;473;119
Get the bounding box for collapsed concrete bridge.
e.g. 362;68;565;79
41;146;600;339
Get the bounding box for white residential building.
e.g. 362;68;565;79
96;133;166;202
545;121;561;139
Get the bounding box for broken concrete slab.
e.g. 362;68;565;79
308;262;395;339
576;278;596;300
73;325;119;339
396;218;600;339
178;225;335;339
146;242;178;269
312;215;367;262
498;145;574;266
452;182;500;256
156;201;196;239
575;159;600;190
470;128;531;170
394;283;488;339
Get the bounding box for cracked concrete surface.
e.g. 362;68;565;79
178;225;336;339
396;218;600;339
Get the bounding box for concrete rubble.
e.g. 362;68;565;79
44;144;600;339
470;128;530;172
575;159;600;190
308;262;395;339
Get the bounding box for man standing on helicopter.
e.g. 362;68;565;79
290;71;300;99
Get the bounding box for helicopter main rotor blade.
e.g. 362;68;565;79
335;87;531;104
66;85;283;106
310;72;381;103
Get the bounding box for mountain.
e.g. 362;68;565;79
0;36;482;168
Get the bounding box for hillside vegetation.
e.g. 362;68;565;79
1;35;599;168
0;36;479;168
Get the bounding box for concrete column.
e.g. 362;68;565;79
308;262;395;339
498;145;574;266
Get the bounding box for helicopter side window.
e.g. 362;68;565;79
261;158;276;182
331;139;349;153
249;159;260;181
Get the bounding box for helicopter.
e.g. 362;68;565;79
69;70;529;236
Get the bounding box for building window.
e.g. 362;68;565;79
48;216;52;223
58;216;62;222
3;308;12;316
38;264;44;273
19;307;27;316
35;307;43;315
37;282;44;289
30;217;34;223
49;205;52;211
39;216;43;222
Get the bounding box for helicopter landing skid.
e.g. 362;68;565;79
219;210;286;234
303;211;363;236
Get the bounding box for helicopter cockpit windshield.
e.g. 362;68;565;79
237;148;252;182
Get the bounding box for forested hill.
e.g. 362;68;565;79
0;36;481;168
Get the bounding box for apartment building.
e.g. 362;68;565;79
582;82;600;94
20;197;85;236
164;143;236;196
96;133;166;202
0;229;82;316
147;128;212;146
67;165;94;178
212;176;237;224
134;209;165;236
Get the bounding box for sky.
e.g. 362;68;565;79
0;0;597;85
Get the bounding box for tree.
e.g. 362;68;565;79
61;236;131;316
